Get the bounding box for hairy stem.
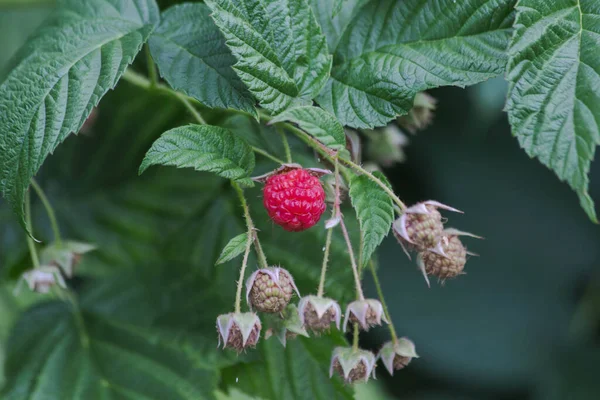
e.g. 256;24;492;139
339;159;406;211
251;146;284;164
278;127;292;163
369;260;398;343
317;227;333;297
30;179;62;246
232;182;268;270
25;191;40;270
352;323;359;351
235;229;255;313
339;218;364;300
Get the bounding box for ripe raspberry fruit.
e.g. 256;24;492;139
262;167;327;232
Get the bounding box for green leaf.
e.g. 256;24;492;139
0;0;159;233
506;0;600;222
216;232;249;265
270;106;346;150
2;301;218;400
316;0;516;128
205;0;332;114
139;124;256;186
308;0;369;51
148;3;257;116
222;334;354;400
349;172;394;266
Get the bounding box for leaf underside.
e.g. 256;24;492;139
316;0;516;129
0;0;159;233
148;3;257;116
506;0;600;222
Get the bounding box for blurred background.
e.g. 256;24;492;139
1;1;600;399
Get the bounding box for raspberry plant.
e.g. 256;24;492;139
0;0;599;398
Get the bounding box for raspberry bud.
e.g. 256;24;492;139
397;92;437;134
40;241;96;278
329;347;376;383
298;295;341;333
246;267;300;313
365;124;409;167
343;299;388;331
19;266;66;294
258;164;328;232
393;200;461;253
378;338;419;376
418;229;480;283
216;312;261;352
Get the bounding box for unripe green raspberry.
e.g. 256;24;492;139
418;229;480;283
393;200;461;253
421;235;466;280
246;267;300;313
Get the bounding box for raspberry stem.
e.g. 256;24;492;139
369;260;398;343
231;181;269;270
277;127;292;163
30;179;62;246
352;323;359;351
144;44;158;89
235;228;254;313
251;146;285;164
339;217;364;301
25;190;40;270
317;226;333;297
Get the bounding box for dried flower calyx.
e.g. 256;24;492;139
343;299;388;331
298;295;341;333
217;312;261;352
378;338;419;376
330;347;376;383
397;92;437;134
419;228;481;283
393;200;461;253
18;266;67;294
40;240;96;278
246;267;300;313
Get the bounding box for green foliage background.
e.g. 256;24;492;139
1;1;600;399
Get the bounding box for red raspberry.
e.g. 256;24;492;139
263;168;326;232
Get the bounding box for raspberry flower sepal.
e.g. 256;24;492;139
40;240;96;278
264;304;309;347
246;267;300;313
329;347;377;383
16;266;67;294
343;299;388;331
378;338;419;376
216;312;261;353
298;295;341;333
392;200;462;256
397;92;437;134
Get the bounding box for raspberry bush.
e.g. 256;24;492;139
0;0;599;398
